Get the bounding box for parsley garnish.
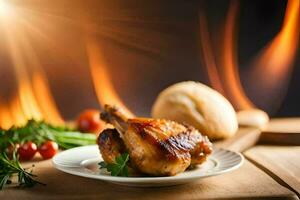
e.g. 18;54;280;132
99;153;129;177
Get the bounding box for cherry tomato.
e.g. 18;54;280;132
38;141;58;160
77;109;103;133
18;142;37;161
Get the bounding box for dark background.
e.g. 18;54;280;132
0;0;299;119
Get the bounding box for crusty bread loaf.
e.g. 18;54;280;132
151;81;238;140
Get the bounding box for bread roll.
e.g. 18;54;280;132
151;81;238;140
237;109;269;130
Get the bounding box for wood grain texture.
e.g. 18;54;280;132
1;127;298;200
265;118;300;133
260;118;300;145
0;159;297;200
245;145;300;196
214;127;261;152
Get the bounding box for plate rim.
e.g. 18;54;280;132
52;145;244;183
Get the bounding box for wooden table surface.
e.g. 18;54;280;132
1;118;300;200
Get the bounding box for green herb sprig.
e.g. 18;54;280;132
0;120;97;190
99;153;129;177
0;151;44;190
0;120;96;152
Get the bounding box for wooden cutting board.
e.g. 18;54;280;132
260;118;300;145
0;159;297;200
245;145;300;196
214;127;261;152
1;128;298;200
219;118;300;146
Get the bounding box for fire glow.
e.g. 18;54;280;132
85;36;134;117
0;1;299;129
199;0;299;112
0;1;64;128
0;0;12;18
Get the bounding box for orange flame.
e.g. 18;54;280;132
0;70;64;129
220;1;254;110
0;101;13;130
199;1;254;110
253;0;299;80
0;5;64;129
9;96;27;127
199;12;225;95
17;78;43;121
85;36;134;117
199;0;299;112
249;0;299;106
32;72;64;124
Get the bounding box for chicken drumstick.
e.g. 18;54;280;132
98;105;212;176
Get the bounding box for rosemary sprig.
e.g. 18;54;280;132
0;151;44;190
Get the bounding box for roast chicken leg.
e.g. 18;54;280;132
98;105;212;176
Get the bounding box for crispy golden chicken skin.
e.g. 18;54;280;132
98;105;212;176
97;128;126;164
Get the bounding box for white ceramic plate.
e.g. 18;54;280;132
52;145;244;187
